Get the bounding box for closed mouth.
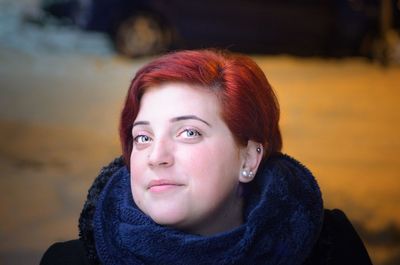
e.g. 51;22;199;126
147;179;184;191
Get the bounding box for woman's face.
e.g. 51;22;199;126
130;83;246;235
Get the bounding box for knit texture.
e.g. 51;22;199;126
86;154;323;265
79;157;125;265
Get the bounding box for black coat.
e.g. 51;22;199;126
40;209;372;265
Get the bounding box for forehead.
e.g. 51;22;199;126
137;83;222;120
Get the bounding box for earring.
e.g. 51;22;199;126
256;147;262;153
241;170;254;178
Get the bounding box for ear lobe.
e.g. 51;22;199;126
238;140;263;183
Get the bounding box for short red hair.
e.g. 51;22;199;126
120;50;282;166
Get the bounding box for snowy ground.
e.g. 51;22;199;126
1;1;400;265
0;0;113;57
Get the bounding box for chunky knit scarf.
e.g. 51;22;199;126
80;154;323;265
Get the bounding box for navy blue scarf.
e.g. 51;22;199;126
92;154;323;265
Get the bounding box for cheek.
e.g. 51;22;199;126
183;143;241;186
130;154;146;207
130;151;148;189
177;144;213;173
130;149;147;170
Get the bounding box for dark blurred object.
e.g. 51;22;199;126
375;0;400;65
35;0;399;58
41;0;79;20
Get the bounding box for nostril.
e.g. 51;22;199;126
147;154;174;167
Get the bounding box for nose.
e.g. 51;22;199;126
148;138;174;168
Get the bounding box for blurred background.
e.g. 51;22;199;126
0;0;400;264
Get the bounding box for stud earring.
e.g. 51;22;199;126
249;171;254;177
256;147;262;153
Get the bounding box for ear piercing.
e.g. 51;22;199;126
241;170;254;178
241;146;261;178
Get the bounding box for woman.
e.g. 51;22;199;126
41;50;372;265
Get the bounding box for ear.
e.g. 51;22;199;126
238;140;264;183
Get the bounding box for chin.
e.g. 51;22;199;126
147;209;187;227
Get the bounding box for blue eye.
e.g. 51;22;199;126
134;135;152;144
180;129;201;138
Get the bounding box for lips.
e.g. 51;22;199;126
147;179;184;192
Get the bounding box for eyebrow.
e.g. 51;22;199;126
170;115;211;127
132;115;211;128
132;121;150;127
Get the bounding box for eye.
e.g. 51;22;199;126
178;128;202;139
134;135;153;144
